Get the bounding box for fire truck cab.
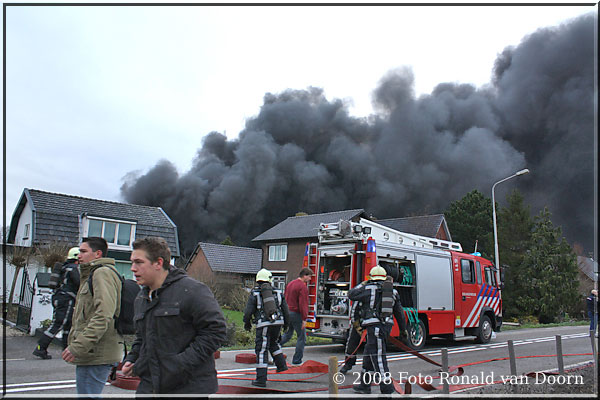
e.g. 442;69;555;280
304;218;502;350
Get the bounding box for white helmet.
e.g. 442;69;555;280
67;247;80;260
256;268;273;283
369;265;387;281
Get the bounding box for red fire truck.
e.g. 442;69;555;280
303;218;502;350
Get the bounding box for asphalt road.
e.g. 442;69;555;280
1;325;596;396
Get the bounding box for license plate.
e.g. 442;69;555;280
306;321;315;328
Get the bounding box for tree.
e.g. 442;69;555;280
444;190;494;258
220;236;235;246
514;207;580;323
6;245;33;305
497;190;534;319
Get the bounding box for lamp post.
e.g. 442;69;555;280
492;168;530;286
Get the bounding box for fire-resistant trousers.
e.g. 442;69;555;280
37;293;75;350
342;325;362;371
360;323;394;394
255;325;286;383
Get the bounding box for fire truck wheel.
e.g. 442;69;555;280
475;315;493;344
407;320;426;351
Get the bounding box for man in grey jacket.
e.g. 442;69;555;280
121;237;227;394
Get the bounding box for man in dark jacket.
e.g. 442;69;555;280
33;247;80;359
121;237;227;394
587;289;598;337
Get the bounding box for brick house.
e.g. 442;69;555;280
376;214;453;241
251;209;453;287
185;242;262;288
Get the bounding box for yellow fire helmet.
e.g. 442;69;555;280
369;265;387;281
67;247;80;260
256;268;273;283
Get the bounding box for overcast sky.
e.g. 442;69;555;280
2;2;595;228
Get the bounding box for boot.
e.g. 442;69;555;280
353;370;372;394
339;364;352;375
380;381;395;394
340;355;356;374
32;344;52;360
252;367;267;387
274;353;288;373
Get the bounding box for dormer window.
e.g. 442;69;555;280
82;216;136;249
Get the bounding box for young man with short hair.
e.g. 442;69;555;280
121;237;227;394
62;237;122;396
280;267;313;365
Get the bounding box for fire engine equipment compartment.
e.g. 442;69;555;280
315;250;353;337
415;253;453;311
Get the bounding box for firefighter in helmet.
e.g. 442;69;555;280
33;247;80;359
243;268;290;387
347;265;407;394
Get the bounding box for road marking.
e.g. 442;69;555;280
5;358;26;361
5;379;76;388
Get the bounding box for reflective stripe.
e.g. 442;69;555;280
256;320;284;328
272;349;283;356
375;327;385;374
362;318;380;325
257;327;268;366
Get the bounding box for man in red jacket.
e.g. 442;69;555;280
280;268;313;365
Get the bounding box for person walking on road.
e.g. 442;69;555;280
243;268;290;388
587;289;598;337
61;237;122;397
121;237;227;394
280;267;313;365
33;247;80;359
348;265;407;395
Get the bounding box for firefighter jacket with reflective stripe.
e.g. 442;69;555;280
348;280;405;328
243;285;290;328
56;261;80;299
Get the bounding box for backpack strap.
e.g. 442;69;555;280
87;265;124;296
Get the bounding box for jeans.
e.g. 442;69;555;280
589;311;597;332
75;364;114;396
280;311;306;364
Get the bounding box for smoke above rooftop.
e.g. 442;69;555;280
121;14;595;255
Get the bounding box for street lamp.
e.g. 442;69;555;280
492;168;530;286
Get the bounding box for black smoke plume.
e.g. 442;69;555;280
121;14;595;255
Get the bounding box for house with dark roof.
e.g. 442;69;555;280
252;209;366;284
186;242;263;288
252;209;454;286
376;214;453;241
8;188;180;279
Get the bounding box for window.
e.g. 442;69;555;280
244;277;255;289
23;224;30;239
484;267;497;286
114;261;134;280
272;274;287;291
268;244;287;262
475;261;482;284
461;259;475;284
84;216;136;249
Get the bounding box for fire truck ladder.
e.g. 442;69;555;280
306;243;319;322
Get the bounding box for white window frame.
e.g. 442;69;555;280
23;224;30;239
268;243;288;262
82;216;137;250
